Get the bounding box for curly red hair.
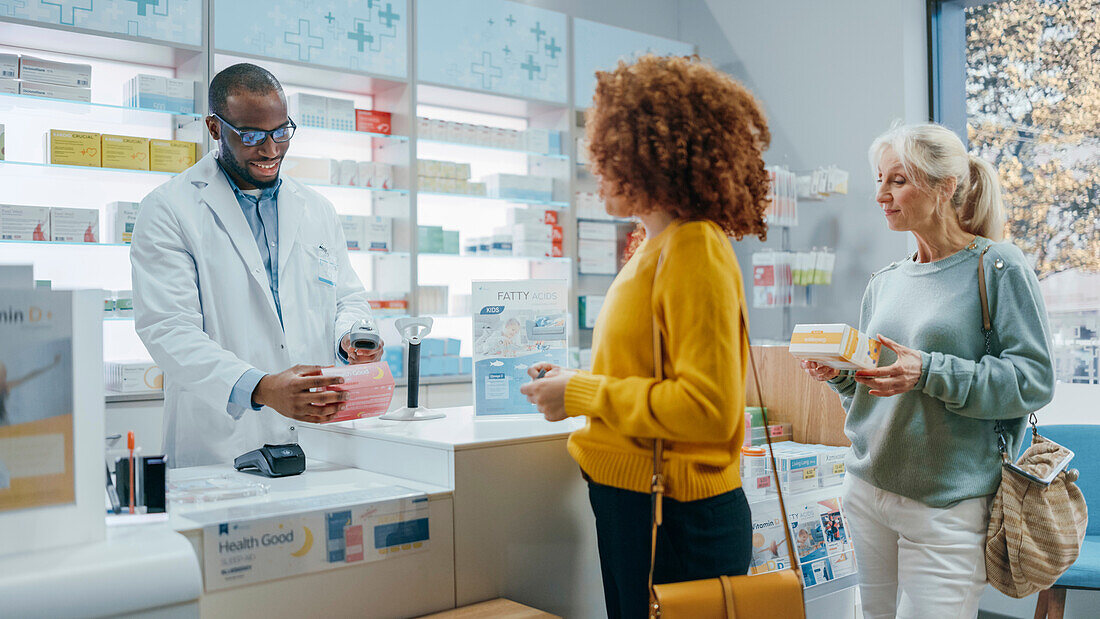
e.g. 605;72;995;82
586;54;771;240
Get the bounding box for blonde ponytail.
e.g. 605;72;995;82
963;155;1005;241
869;123;1006;241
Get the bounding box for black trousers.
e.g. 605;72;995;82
587;479;752;619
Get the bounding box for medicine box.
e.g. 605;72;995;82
326;97;355;132
418;226;444;254
105;360;164;393
101;134;150;171
113;290;134;317
789;323;881;371
421;338;446;357
0;79;16;95
346;216;393;253
107;201;140;244
483;173;554;202
19;81;91;102
340;216;367;251
149;139;196;173
282;156;338;184
165;78;196;114
126;74;166;110
460;357;473;375
288;93;327;129
490;233;513;256
512;240;561;258
0;53;17;79
578;295;605;329
19;56;91;88
355;109;392;134
47;130;101;167
579;221;618;241
443;338;461;356
50;207;99;243
382;346;405;378
442;230;460;255
338;159;358;186
507;208;559;226
319;362;396;422
0;204;50;241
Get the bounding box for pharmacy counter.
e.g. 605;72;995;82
300;407;605;618
167;460;456;618
0;522;202;618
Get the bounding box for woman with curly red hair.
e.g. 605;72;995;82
520;54;770;618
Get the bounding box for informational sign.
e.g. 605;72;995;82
200;491;430;591
214;0;408;78
417;0;567;103
750;494;857;588
3;0;203;46
573;19;695;108
0;291;74;512
472;280;568;416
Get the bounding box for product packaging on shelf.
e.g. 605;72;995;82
281;156;338;184
165;78;196;114
113;289;134;317
47;130;101;167
288;93;327;129
579;239;618;274
507;208;558;226
0;53;17;79
482;173;554;202
126;74;166;110
0;123;4;160
442;230;460;254
148;139;196;173
105;360;163;393
49;207;99;243
19;81;91;102
578;221;619;241
326;97;355;132
578;295;605;329
19;56;91;88
355;109;391;134
417;225;444;254
319;362;396;422
789;323;881;371
101;134;150;171
0;79;16;95
107;201;140;244
489;232;513;256
338;159;358;186
512;240;562;258
0;204;50;241
341;215;366;251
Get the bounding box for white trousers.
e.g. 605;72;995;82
842;474;990;619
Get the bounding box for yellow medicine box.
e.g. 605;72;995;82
47;129;101;167
149;139;196;173
789;323;881;371
101;134;150;171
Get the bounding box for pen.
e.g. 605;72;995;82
127;431;135;515
536;368;547;379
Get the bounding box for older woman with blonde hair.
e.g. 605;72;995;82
802;123;1055;618
520;54;770;618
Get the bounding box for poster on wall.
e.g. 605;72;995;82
417;0;567;103
471;280;568;416
214;0;408;78
0;291;75;513
3;0;203;46
573;19;695;108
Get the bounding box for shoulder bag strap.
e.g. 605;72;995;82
647;236;800;611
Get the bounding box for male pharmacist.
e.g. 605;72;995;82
131;64;382;467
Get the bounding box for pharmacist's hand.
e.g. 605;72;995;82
800;360;840;382
341;335;384;364
520;365;576;422
253;365;348;423
853;335;922;397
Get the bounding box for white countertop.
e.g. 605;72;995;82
0;523;202;619
167;459;452;533
304;406;584;451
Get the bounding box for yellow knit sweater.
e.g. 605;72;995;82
565;220;748;502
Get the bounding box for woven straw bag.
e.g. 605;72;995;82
974;244;1088;598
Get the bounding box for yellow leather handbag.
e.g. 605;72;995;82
647;246;806;618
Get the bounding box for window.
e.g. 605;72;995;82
932;0;1100;385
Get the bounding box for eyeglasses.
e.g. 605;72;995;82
211;113;296;147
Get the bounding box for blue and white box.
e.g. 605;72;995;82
472;279;569;416
126;74;167;110
443;338;461;356
288;93;327;129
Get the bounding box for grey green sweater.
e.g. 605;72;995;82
829;237;1055;508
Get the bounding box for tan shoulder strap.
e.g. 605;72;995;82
978;245;992;332
647;230;800;612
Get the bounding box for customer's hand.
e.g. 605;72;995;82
800;360;840;382
254;365;348;423
520;363;576;422
340;334;384;364
853;335;923;397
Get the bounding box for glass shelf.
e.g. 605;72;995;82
297;125;409;142
0;239;130;248
0;160;178;177
420;252;571;263
418;138;568;160
304;182;409;194
104;316;135;322
417;191;569;209
347;250;411;257
576;217;635;224
0;92;204;120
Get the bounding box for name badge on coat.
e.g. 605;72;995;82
318;244;337;286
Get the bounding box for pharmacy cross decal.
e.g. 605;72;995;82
347;21;374;53
0;0;27;17
471;51;503;88
41;0;92;26
125;0;159;17
285;18;324;62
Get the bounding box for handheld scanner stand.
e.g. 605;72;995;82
350;318;382;350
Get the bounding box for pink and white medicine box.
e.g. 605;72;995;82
319;361;396;422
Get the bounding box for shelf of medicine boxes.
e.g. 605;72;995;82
0;17;205;69
0;93;205;122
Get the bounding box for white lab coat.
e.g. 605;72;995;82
131;152;373;468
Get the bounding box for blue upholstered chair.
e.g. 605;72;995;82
1031;425;1099;619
